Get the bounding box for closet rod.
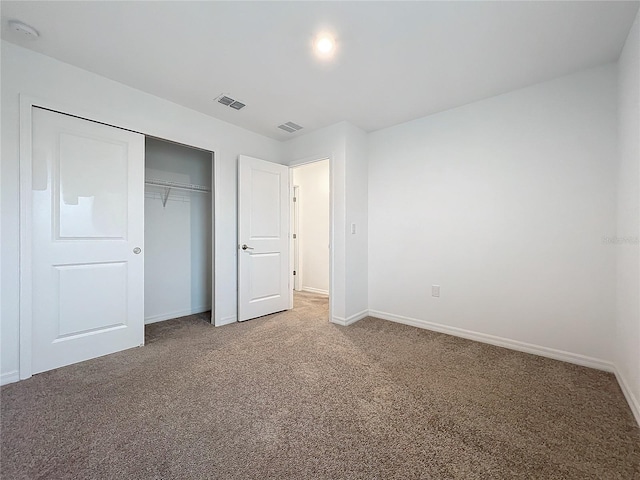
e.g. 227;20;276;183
145;178;211;193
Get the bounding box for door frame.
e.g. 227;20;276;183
288;156;333;321
292;185;302;292
18;94;218;380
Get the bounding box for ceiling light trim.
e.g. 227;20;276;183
313;32;336;60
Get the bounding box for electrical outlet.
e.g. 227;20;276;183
432;285;440;297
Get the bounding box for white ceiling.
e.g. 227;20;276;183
1;1;638;141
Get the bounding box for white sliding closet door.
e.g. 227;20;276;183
31;108;145;374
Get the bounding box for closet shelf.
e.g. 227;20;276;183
145;179;211;207
145;178;211;193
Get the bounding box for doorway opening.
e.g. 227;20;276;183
291;159;330;314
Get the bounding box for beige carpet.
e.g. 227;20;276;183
1;292;639;479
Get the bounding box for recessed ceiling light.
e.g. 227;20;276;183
317;37;333;53
314;33;336;59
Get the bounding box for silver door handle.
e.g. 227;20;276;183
241;244;254;250
133;247;142;254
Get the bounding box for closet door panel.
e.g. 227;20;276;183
31;107;145;374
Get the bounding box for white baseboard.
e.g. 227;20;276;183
145;306;211;325
332;309;369;327
613;367;640;427
1;370;20;386
368;309;614;372
301;286;329;296
216;315;237;327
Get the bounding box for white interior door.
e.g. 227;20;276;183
31;107;145;374
238;155;290;321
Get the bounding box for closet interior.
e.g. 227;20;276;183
144;137;213;324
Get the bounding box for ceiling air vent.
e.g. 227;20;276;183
217;95;234;106
216;94;246;110
278;122;304;133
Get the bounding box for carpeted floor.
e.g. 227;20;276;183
1;292;639;479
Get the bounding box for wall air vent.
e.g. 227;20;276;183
278;122;304;133
216;94;246;110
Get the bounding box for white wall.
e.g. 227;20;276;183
1;41;282;383
144;138;212;323
368;64;618;366
615;11;640;424
345;123;369;319
292;160;330;295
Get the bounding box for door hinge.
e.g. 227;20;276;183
293;233;297;239
293;270;296;275
293;197;297;202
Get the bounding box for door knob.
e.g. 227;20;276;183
241;244;254;250
133;247;141;254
